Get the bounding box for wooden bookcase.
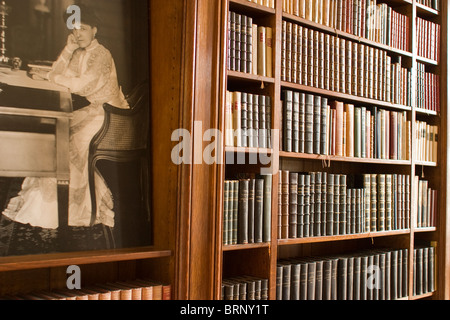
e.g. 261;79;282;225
215;0;450;300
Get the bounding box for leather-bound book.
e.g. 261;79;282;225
303;174;311;237
370;174;378;232
315;260;324;300
266;96;272;149
323;259;332;300
326;173;335;236
266;27;273;78
319;32;325;89
300;260;309;300
262;174;272;243
314;172;322;237
297;174;305;238
391;250;398;300
229;181;236;245
429;246;435;293
235;14;242;73
344;104;354;157
377;174;386;231
360;255;368;300
248;179;255;244
330;257;339;300
247;94;254;148
363;174;371;233
361;106;366;158
345;39;352;95
293;91;300;153
354;106;361;158
252;94;260;148
423;247;429;294
302;27;309;85
338;256;348;300
321;97;328;155
330;101;344;157
289;172;299;238
276;265;283;300
292;24;298;84
406;175;411;229
313;95;322;155
367;254;374;300
259;95;267;149
339;175;347;235
241;16;247;73
229;12;236;71
324;34;330;90
257;26;266;77
255;178;264;243
283;90;293;152
241;93;248;148
346;190;351;235
290;262;301;300
252;24;258;76
239;179;249;244
307;261;316;300
339;38;346;93
321;172;328;236
281;171;290;239
353;256;361;300
223;181;230;245
307;29;314;87
281;21;286;82
305;94;315;154
282;263;292;300
299;93;306;153
402;249;409;298
416;248;423;296
286;22;292;83
333;174;340;236
385;251;391;300
246;16;253;74
232;91;242;147
297;25;303;85
386;174;393;231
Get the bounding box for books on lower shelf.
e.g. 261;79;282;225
283;0;411;52
277;248;412;300
228;11;273;77
0;280;171;300
226;90;272;149
417;63;440;113
416;17;441;62
223;174;272;246
414;245;436;297
281;90;412;160
415;120;438;163
414;177;438;229
222;276;269;300
281;21;412;106
278;170;411;240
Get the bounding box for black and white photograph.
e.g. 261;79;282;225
0;0;152;257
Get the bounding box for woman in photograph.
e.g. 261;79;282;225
2;5;128;231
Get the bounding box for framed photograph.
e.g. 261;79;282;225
0;0;152;257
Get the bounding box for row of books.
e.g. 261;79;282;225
415;120;438;163
221;276;269;300
415;177;438;229
416;17;441;62
414;246;436;296
417;63;440;113
223;175;272;246
281;91;412;161
276;248;412;300
225;91;272;148
228;11;273;77
0;280;171;300
281;22;412;106
283;0;411;52
416;0;440;11
278;171;411;240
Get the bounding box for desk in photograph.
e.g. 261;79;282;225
0;68;73;228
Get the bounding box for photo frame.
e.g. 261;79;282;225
0;0;152;258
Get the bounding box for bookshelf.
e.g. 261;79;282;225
216;0;449;300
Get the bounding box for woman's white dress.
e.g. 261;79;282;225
2;39;128;229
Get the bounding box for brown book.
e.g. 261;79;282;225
281;170;290;239
266;27;273;78
345;104;354;157
330;101;344;157
339;38;346;93
258;26;267;77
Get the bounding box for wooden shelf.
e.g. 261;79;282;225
222;242;270;251
229;0;276;15
0;247;172;272
281;81;412;112
278;230;411;246
279;151;412;166
415;108;439;116
415;2;440;17
282;12;414;59
416;55;439;66
415;160;438;167
228;70;275;85
414;227;437;233
410;291;435;300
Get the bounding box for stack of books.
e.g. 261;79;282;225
281;22;412;106
222;276;269;300
278;171;411;240
416;62;440;113
415;177;438;229
416;17;441;62
415;120;438;163
223;174;272;245
228;11;273;77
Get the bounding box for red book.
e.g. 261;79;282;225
331;101;344;157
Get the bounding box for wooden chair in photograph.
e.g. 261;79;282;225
87;81;150;230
